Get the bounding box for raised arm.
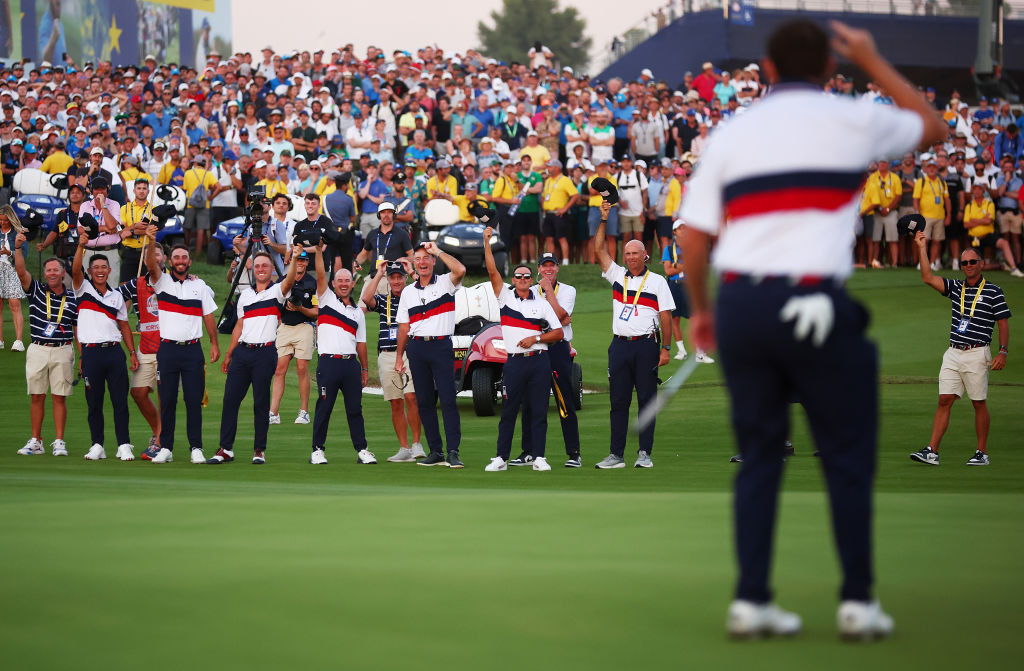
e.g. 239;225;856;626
13;232;32;291
143;225;162;282
359;263;384;310
482;226;503;297
279;244;301;296
594;200;613;272
314;242;328;297
429;241;466;285
915;231;945;292
72;229;89;290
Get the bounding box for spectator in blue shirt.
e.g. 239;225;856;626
142;101;173;139
471;96;494;139
993;124;1023;163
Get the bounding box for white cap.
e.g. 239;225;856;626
635;159;647;169
640;68;653;78
376;201;397;217
672;219;685;231
254;160;268;169
90;147;104;155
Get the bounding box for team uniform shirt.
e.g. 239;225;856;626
396;272;461;337
964;199;996;238
316;289;366;355
531;281;576;342
602;262;675;337
371;291;403;350
236;283;287;344
28;280;78;345
75;280;128;344
118;275;161;354
152;273;217;341
498;285;561;354
681;85;925;279
120;200;154;249
542;175;579;212
943;277;1011;347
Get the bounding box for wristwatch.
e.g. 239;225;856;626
661;345;671;351
535;335;541;344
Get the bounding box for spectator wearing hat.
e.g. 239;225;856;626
211;150;243;226
914;158;951;270
541;159;579;264
513;154;545;264
692;62;718;103
611;93;635;159
80;177;124;285
616;155;649;247
587;160;620;263
40;139;73;174
144;142;168;182
359;260;425;462
182;155;220;256
355;200;414;271
586;109;615;165
866;159;902;268
520;130;550;167
631;107;662;167
22;144;42;170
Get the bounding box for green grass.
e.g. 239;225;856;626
1;264;1022;670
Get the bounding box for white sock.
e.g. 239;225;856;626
676;340;686;353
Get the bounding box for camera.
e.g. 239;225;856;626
286;292;304;309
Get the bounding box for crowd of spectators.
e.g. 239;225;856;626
1;42;1023;271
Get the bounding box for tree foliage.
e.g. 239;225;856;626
477;0;592;71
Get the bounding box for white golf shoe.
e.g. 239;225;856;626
189;448;205;464
837;601;893;641
484;457;507;472
83;444;106;461
532;456;551;471
115;444;135;461
51;439;68;456
726;600;802;638
356;449;377;464
387;447;415;462
150;448;173;463
17;438;44;455
309;448;328;465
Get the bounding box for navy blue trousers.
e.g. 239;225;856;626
497;352;552;460
157;342;206;451
521;341;580;456
407;338;461;455
717;277;878;603
219;345;277;452
312;355;366;453
81;346;130;446
608;337;660;456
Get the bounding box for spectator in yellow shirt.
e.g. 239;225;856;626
40;140;74;174
181;156;220;255
540;159;579;263
426;159;458;201
453;182;481;222
913;158;951;269
868;159;902;268
119;178;155;277
964;183;1023;275
520;131;551;168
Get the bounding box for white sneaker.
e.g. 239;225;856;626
310;448;328;465
931;259;942;271
532;456;551;471
190;447;206;464
294;410;310;424
268;412;281;425
411;442;427;459
0;340;4;349
17;438;44;455
727;600;802;638
695;350;715;364
837;600;893;641
11;339;24;352
634;450;653;468
83;443;106;461
115;444;135;461
561;258;569;266
387;447;415;462
356;448;377;464
1011;268;1024;278
674;346;687;361
151;448;173;463
51;439;67;456
484;457;507;471
952;259;960;271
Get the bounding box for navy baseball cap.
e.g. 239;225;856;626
539;252;558;265
386;261;406;276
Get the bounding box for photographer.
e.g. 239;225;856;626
262;192;295;274
80;177;123;286
911;231;1012;466
38;183;88;286
269;246;318;426
118;177;154;279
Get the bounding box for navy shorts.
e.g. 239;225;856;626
668;279;690;319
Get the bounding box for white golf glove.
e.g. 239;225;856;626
779;293;834;348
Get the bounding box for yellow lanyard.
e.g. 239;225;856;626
625;270;650;311
46;290;67;324
878;173;892;197
960;279;986;319
539;282;559;298
671;243;678;265
384;289;394;326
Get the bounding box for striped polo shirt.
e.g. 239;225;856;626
152;272;217;341
943;276;1011;347
371;291;402;351
317;289;366;356
681;85;924;279
396;272;460;337
28;280;77;346
74;279;127;344
602;262;675;338
236;283;287;345
498;286;560;354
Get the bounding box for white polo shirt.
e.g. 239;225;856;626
316;289;366;356
498;286;561;354
396;272;460;337
531;281;576;342
75;279;127;344
153;272;217;341
602;262;675;338
680;85;924;279
616;169;649;217
236;283;287;345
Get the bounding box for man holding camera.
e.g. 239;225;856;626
262;192;295;274
118;177;154;278
270;246;318;426
911;231;1012;466
80;177;123;286
211;248;301;465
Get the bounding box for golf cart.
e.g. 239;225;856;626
421;198;509;275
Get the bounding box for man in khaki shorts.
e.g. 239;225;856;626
911;235;1012;467
270;249;318;425
360;259;424;462
13;245;77;456
912;157;950;270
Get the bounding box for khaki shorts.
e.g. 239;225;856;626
923;216;946;241
872;210;899;242
378;350;415;401
26;343;75;396
131;352;158;389
276;323;315;360
938;346;991;401
997;210;1022;235
618;214;644;235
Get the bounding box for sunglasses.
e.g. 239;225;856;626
961;259;980;266
513;273;532;280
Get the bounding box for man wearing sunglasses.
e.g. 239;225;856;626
481;228;564;472
911;231;1012;467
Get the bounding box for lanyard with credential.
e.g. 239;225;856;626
377;231;392;259
384;290;395;326
47;291;67;331
960;279;986;320
625;270;650;315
